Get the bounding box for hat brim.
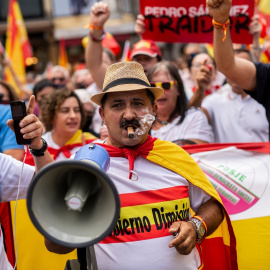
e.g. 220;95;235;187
91;84;164;106
130;50;158;59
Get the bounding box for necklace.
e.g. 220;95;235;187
156;118;168;125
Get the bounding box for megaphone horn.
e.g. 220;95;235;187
27;143;120;248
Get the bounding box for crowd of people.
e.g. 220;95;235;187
0;0;269;269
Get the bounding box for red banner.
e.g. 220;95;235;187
140;0;254;44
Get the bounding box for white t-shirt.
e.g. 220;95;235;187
92;155;210;269
42;131;84;161
0;153;35;270
202;84;269;143
151;107;214;143
86;83;103;135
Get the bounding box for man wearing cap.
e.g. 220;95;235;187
129;39;162;73
43;61;237;270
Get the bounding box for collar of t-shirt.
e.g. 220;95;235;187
95;135;157;179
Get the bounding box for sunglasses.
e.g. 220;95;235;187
52;77;65;82
150;81;178;90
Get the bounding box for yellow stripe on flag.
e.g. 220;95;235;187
232;216;270;270
258;0;270;13
10;200;77;270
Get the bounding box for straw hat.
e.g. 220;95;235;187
91;61;164;106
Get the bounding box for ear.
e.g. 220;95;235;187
99;106;105;124
152;103;158;116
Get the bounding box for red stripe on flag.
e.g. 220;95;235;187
182;142;270;154
0;202;16;268
201;236;237;270
120;186;189;207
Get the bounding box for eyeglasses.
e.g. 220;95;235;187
150;81;178;90
52;77;65;83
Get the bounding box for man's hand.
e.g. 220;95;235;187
195;59;213;93
89;1;110;28
206;0;231;23
168;221;197;255
134;14;146;37
249;14;262;40
6;95;43;150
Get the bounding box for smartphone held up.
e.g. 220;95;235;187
10;100;31;145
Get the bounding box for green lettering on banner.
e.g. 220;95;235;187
217;187;238;204
217;164;247;183
237;190;253;203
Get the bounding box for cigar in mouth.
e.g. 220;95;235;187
127;126;135;138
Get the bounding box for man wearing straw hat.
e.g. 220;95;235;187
43;61;237;269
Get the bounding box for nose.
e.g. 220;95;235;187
123;105;136;120
69;109;77;118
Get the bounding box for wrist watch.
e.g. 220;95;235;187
29;138;48;157
188;217;206;243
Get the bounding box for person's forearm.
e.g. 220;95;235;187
32;149;54;173
4;149;25;161
214;26;257;91
188;86;205;108
85;30;107;91
251;35;261;63
213;26;235;77
196;197;224;236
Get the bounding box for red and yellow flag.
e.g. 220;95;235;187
96;136;238;269
58;38;69;69
5;0;33;95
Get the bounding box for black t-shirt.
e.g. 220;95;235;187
248;62;270;141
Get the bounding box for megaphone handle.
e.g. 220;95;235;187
86;246;98;270
77;248;87;269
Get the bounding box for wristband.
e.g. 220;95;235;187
89;30;106;42
84;24;104;30
89;24;103;30
29;138;48;157
212;18;230;41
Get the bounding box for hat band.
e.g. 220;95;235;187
103;78;150;92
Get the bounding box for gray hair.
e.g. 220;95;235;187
51;65;69;79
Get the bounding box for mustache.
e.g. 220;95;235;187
120;118;141;128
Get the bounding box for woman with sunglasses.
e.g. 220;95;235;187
147;61;214;145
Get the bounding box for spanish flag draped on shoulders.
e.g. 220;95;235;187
5;130;97;270
96;135;238;270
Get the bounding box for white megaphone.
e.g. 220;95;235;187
27;143;120;248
